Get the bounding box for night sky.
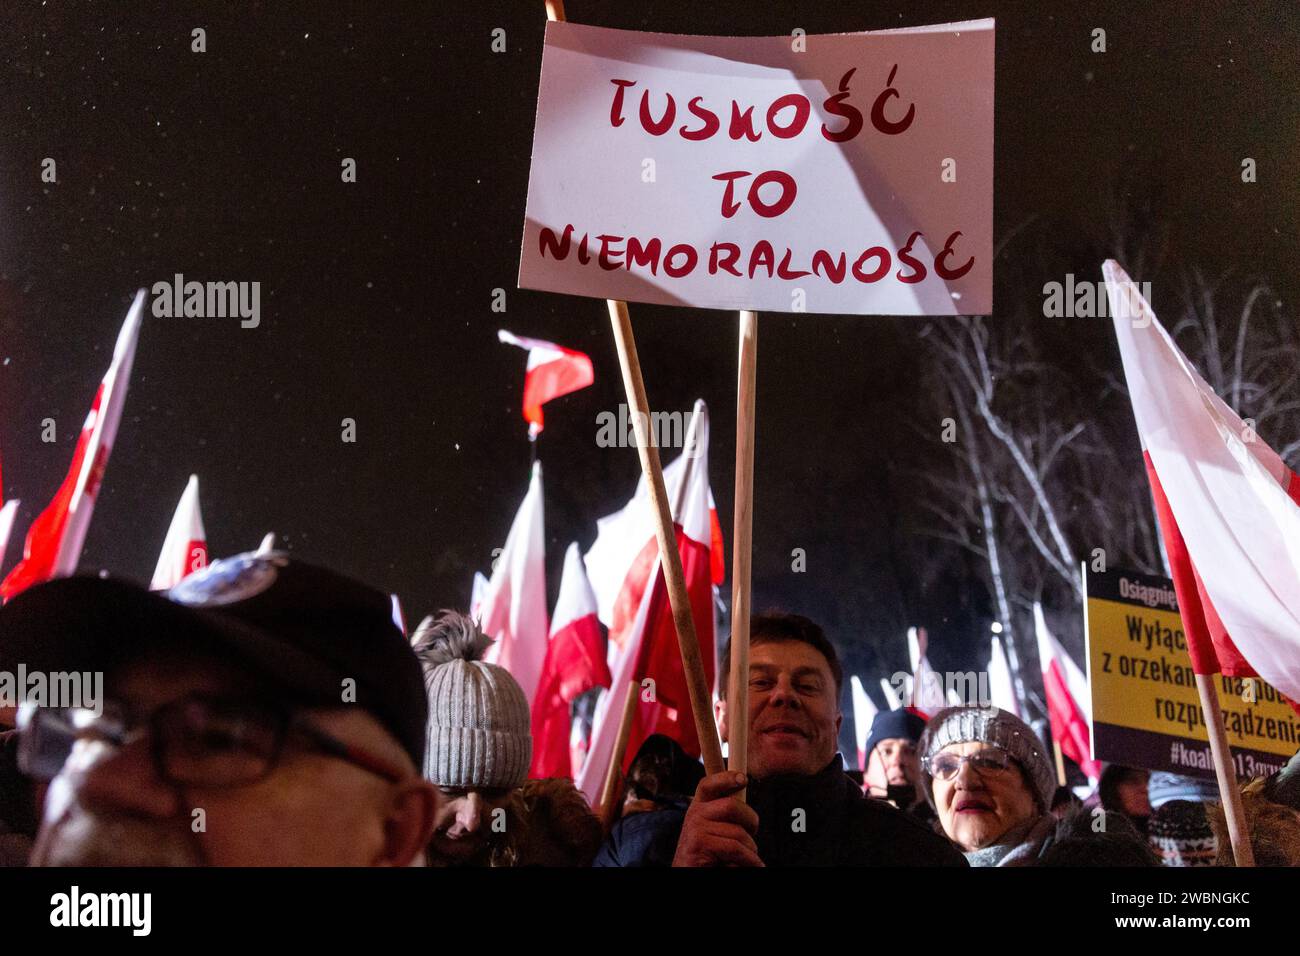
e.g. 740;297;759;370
2;2;1299;749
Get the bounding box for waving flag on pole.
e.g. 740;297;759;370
1;290;146;602
1105;260;1300;705
584;402;725;660
987;634;1020;716
850;675;879;771
150;474;208;590
480;462;549;706
577;402;719;802
879;677;904;712
531;542;612;778
908;626;944;716
497;330;593;438
1035;603;1101;780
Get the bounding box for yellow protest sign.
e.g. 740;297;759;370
1084;566;1299;779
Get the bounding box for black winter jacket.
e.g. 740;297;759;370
594;754;966;867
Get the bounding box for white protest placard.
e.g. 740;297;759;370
519;20;994;316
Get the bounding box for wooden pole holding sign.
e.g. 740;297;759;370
727;311;758;796
1195;673;1255;867
544;3;724;780
607;301;725;776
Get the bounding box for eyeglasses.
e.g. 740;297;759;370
925;747;1016;781
16;693;407;788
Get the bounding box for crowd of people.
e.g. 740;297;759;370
1;549;1297;867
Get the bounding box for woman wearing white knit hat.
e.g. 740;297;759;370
413;611;600;867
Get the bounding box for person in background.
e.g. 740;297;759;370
1098;764;1151;836
414;611;601;866
862;708;926;812
1050;785;1083;821
1039;807;1158;866
1146;771;1219;866
1209;750;1300;866
617;733;705;820
920;706;1058;865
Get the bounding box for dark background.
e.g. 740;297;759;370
2;2;1298;749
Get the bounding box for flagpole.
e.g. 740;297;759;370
605;302;725;775
727;310;757;796
597;407;706;828
1052;740;1066;787
1195;674;1255;866
546;4;723;782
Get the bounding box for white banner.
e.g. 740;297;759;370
519;20;994;316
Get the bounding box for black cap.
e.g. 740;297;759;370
865;708;927;757
0;551;427;769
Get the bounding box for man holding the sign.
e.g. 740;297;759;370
595;613;966;866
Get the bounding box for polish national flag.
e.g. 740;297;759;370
497;330;594;438
987;634;1020;716
1106;260;1300;705
1035;602;1100;780
150;474;208;590
880;677;904;712
1;290;146;602
908;626;945;716
850;675;879;771
530;542;612;778
480;462;549;706
576;403;719;804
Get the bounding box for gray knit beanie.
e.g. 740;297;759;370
919;706;1055;813
412;611;532;790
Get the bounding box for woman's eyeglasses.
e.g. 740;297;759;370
925;747;1016;781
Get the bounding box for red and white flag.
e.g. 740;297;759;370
497;330;594;438
1;289;146;601
530;542;612;778
849;675;879;771
908;626;945;716
987;634;1020;716
150;474;208;590
1035;602;1100;780
480;462;549;706
1106;260;1300;705
577;401;721;804
584;404;725;662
